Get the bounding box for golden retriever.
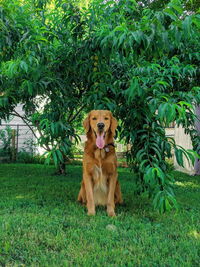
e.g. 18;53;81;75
78;110;123;216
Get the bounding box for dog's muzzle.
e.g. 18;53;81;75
97;122;105;131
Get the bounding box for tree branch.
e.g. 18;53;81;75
10;111;37;139
68;104;86;123
10;111;51;151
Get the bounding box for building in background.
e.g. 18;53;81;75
0;104;35;154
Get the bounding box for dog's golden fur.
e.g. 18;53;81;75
78;110;123;216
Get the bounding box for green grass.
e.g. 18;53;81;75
0;164;199;266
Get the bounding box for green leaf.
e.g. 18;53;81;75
183;16;192;36
156;80;169;88
175;149;184;167
164;8;177;20
164;198;171;211
169;2;183;14
118;33;126;47
52;151;58;166
20;61;28;73
44;151;52;165
56;149;63;163
192;17;200;29
113;25;126;32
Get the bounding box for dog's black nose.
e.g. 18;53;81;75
97;122;105;129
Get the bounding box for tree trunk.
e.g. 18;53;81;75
57;162;66;175
194;105;200;175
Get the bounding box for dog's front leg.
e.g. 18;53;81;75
107;173;117;217
84;175;95;216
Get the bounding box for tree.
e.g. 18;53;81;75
82;0;200;212
0;0;90;173
137;0;200;12
0;0;200;211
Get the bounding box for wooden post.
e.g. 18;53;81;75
11;129;16;161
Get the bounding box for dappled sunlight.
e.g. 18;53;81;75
15;195;25;199
188;230;200;239
15;194;34;199
175;181;200;189
0;163;200;266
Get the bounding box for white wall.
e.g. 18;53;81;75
174;124;194;174
0;104;35;153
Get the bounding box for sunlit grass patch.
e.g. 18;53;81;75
188;230;200;239
0;164;199;266
175;181;200;189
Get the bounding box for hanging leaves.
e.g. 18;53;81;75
0;0;199;208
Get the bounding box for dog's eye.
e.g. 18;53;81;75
92;117;97;120
105;117;109;120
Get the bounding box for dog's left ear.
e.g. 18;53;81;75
83;113;90;133
110;115;118;136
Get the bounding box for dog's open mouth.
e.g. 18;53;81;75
94;131;106;149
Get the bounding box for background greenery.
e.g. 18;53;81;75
0;0;200;212
0;164;199;266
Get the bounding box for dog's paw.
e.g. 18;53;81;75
107;210;116;217
87;210;96;216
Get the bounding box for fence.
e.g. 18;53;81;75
0;124;129;162
0;124;35;162
0;123;176;163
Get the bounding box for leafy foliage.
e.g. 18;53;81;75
0;0;200;211
0;0;89;173
82;0;200;212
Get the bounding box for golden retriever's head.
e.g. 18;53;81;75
83;110;118;149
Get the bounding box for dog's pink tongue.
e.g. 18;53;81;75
96;134;105;149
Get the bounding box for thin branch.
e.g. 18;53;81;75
10;111;37;140
35;121;51;151
10;111;51;151
68;104;86;123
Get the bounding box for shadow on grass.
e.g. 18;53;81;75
1;164;199;218
0;164;153;217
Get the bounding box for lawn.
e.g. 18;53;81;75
0;164;199;266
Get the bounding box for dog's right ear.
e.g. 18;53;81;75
83;113;90;133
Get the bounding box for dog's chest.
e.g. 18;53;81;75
93;165;108;206
94;149;106;160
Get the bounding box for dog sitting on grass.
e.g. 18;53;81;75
78;110;123;216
